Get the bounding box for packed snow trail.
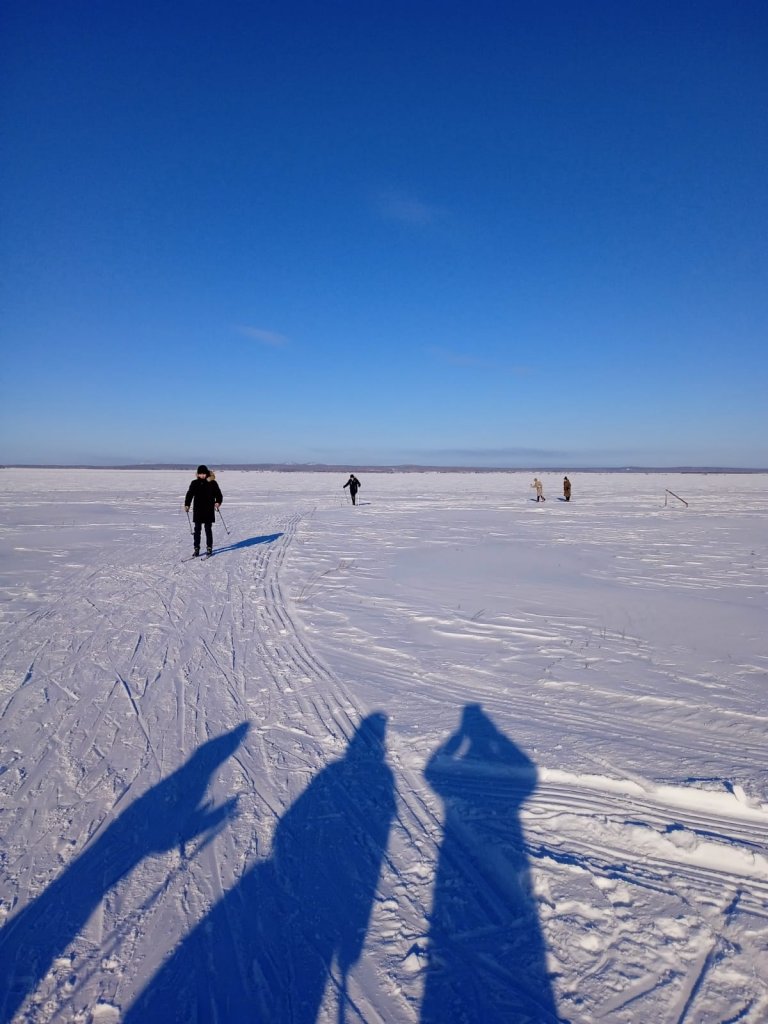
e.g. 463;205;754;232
0;469;767;1022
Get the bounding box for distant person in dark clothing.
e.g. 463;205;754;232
343;474;361;506
184;465;223;556
563;476;571;501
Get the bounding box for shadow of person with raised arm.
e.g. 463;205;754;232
0;723;248;1024
126;712;396;1023
421;704;564;1023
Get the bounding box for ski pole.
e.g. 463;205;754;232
216;508;231;535
338;968;348;1024
185;507;194;535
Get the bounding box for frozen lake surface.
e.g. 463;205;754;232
1;468;767;1022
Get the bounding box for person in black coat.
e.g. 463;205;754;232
343;473;361;505
184;465;223;556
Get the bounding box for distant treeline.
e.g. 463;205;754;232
2;464;766;474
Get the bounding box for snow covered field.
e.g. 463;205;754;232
1;468;766;1024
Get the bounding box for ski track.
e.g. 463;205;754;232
0;470;766;1022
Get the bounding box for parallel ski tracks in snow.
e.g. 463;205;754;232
0;508;377;1019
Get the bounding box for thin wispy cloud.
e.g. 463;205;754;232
428;346;531;376
376;189;443;226
234;325;289;347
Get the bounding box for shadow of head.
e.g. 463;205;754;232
427;703;537;801
126;722;250;853
346;711;389;758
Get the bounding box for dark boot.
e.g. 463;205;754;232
193;549;200;557
206;547;213;557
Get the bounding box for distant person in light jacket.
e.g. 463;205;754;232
184;465;223;556
563;476;571;501
531;478;545;502
343;474;361;506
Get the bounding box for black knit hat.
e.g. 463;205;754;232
197;465;209;476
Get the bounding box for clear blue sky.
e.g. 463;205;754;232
2;1;766;467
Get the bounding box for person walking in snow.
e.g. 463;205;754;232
343;473;361;506
531;477;545;502
563;476;571;501
184;465;223;556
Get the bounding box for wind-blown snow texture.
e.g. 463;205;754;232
0;469;766;1023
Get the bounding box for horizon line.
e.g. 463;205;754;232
2;462;767;474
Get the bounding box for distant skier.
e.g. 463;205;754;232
531;477;546;502
563;476;571;501
184;465;223;557
343;473;361;506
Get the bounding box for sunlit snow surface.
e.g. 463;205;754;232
1;469;766;1023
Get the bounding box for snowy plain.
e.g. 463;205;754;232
0;467;766;1024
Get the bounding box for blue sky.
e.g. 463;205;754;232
2;1;766;467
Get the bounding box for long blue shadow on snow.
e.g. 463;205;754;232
421;704;566;1023
0;724;248;1024
212;532;283;556
125;713;396;1024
